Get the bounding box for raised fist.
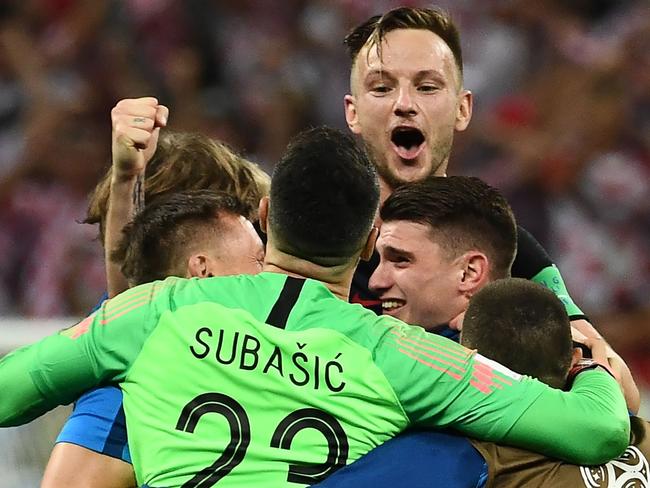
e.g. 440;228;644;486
111;97;169;178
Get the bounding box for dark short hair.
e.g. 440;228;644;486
461;278;573;389
380;176;517;279
344;6;463;78
112;190;250;285
269;126;379;266
86;130;269;242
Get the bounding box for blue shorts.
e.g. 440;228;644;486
56;386;131;463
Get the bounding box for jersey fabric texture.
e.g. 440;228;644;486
0;273;630;487
53;291;133;464
313;429;488;488
55;386;130;462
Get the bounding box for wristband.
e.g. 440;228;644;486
568;313;590;322
565;358;616;389
531;265;586;319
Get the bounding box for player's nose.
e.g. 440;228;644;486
394;86;417;118
369;263;392;294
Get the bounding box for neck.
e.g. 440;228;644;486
378;169;449;207
448;309;466;331
262;246;357;301
378;178;393;208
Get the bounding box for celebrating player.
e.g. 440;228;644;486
42;97;270;488
342;7;588;332
39;6;625;486
0;126;629;487
315;177;645;487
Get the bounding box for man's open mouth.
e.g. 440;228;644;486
382;299;405;313
391;127;425;160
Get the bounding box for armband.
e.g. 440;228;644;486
531;265;587;320
565;358;616;389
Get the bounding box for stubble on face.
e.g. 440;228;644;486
348;29;466;190
362;133;452;190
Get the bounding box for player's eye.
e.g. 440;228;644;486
390;255;410;265
370;85;391;94
418;84;439;92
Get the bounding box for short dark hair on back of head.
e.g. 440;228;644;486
461;278;573;389
344;6;463;78
269;126;379;266
380;176;517;279
112;189;250;285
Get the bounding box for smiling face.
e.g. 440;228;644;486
369;220;467;329
345;28;472;189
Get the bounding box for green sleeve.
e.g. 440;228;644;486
374;322;629;465
0;282;162;427
0;343;65;426
531;265;585;318
500;369;630;464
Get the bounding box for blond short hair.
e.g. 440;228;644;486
86;130;270;242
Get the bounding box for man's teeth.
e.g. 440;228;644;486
382;301;403;310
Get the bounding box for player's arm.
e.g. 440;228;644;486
106;98;168;297
512;226;586;320
572;322;641;414
42;443;136;488
493;337;630;463
513;226;641;413
42;386;135;488
0;283;159;426
376;322;629;466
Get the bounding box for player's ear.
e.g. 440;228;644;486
344;94;362;134
258;196;269;234
455;89;473;132
458;251;488;294
570;346;584;367
360;226;379;261
187;254;213;278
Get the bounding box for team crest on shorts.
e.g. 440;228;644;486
580;446;649;487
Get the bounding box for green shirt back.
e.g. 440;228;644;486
0;272;630;487
124;273;409;486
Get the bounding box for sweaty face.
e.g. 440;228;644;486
345;29;471;188
369;220;465;329
206;215;265;277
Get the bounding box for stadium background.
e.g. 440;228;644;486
0;0;648;485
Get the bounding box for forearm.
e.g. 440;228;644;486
511;227;633;412
106;97;167;295
105;172;143;297
0;290;154;427
513;226;586;319
378;326;629;465
572;318;641;414
0;334;100;426
615;355;640;414
500;370;629;464
0;345;59;426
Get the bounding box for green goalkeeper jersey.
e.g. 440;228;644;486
0;273;630;487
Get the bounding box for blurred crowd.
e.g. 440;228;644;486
0;0;648;377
